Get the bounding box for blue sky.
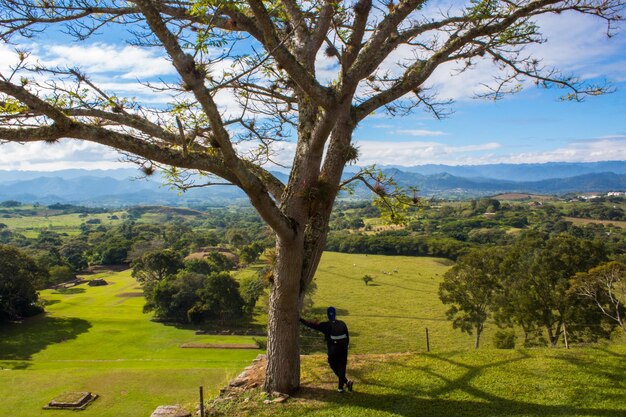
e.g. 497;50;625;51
0;6;625;171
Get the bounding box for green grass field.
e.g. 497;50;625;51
2;252;625;417
0;270;261;417
212;252;626;416
213;347;626;417
1;212;126;238
309;252;488;353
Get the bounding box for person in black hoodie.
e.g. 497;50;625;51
300;306;353;392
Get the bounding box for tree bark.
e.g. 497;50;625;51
475;324;482;349
264;235;304;393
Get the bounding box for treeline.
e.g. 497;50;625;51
439;231;626;349
132;250;266;325
326;232;468;260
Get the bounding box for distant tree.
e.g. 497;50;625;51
194;272;245;324
570;261;626;334
203;251;236;271
240;242;264;264
182;258;215;275
439;247;504;348
99;244;129;265
499;232;606;346
362;275;374;286
148;271;245;324
48;265;75;285
131;249;184;286
0;245;46;321
59;240;90;272
240;276;267;315
0;200;21;208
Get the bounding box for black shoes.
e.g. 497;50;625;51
346;380;353;392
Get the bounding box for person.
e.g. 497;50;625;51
300;306;353;392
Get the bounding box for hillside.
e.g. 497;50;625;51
211;347;626;417
1;161;625;205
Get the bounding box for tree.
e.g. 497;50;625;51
439;247;503;348
131;249;185;285
362;274;374;286
0;0;622;392
0;244;46;320
499;232;606;346
240;241;264;264
570;261;626;334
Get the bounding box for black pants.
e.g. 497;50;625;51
328;348;348;389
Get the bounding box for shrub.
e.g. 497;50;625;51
493;330;516;349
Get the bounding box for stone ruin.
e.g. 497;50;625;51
43;392;97;410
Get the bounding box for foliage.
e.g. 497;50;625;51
439;247;503;348
362;274;374;286
0;244;45;321
498;232;607;346
493;329;516;349
570;261;626;333
239;276;267;315
239;241;265;264
131;249;185;285
48;265;74;285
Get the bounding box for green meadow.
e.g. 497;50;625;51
218;252;626;416
214;347;626;417
0;270;260;417
310;252;487;353
0;212;125;238
2;252;625;417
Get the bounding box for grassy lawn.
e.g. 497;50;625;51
0;269;261;417
307;252;488;353
1;212;126;237
212;347;626;417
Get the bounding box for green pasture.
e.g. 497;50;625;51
308;252;485;353
214;347;626;417
0;269;260;417
1;212;125;238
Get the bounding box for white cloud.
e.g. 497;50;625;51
0;140;130;171
354;140;502;165
42;43;176;79
393;129;446;137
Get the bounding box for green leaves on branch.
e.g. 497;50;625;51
0;98;28;114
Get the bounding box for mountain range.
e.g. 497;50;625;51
0;161;624;206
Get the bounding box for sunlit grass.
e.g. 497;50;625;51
0;269;261;417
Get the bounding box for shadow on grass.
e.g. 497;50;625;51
0;315;91;367
296;350;626;417
299;387;625;416
53;287;86;295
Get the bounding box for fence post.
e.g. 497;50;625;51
199;386;205;417
425;327;430;352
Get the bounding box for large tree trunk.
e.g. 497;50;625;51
264;236;304;393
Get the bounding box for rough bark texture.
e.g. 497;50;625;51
264;236;304;393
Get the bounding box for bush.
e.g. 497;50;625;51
253;337;267;350
493;330;516;349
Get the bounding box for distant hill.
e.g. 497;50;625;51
0;161;624;205
376;161;626;181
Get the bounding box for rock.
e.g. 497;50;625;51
150;405;192;417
